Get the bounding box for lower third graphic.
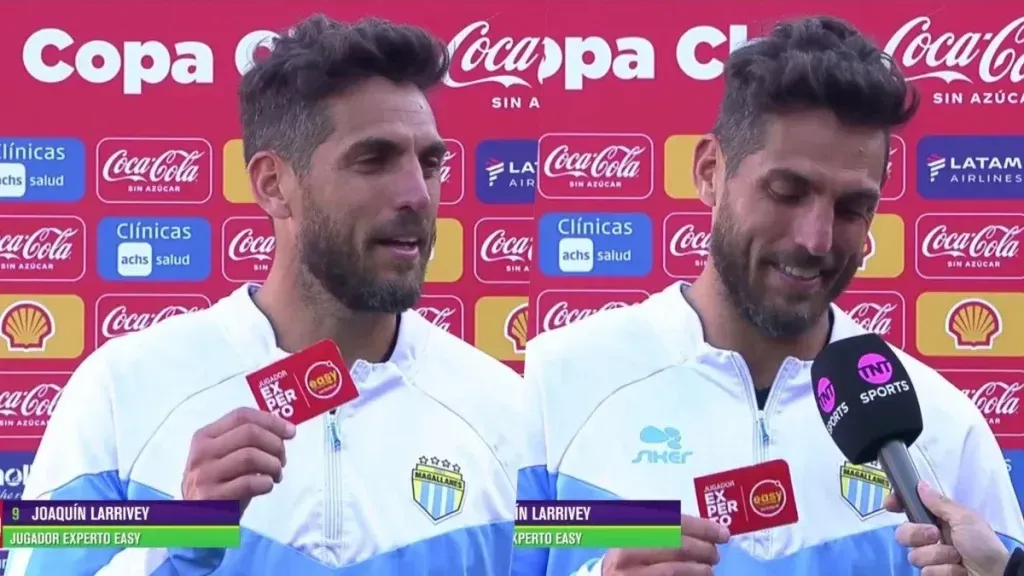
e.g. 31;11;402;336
538;212;652;277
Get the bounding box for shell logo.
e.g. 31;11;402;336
946;298;1002;350
504;303;528;354
859;232;875;271
1;301;56;352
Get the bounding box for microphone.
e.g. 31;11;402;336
810;333;939;527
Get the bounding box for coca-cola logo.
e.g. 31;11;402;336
669;224;711;257
102;149;204;183
964;381;1023;418
0;383;63;418
542;300;628;332
846;303;897;336
416;306;456;332
0;227;78;261
884;16;1024;84
542;145;645;179
228;228;275;262
440;150;457;184
101;304;202;338
480;229;532;263
921;224;1022;259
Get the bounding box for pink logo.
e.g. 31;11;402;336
414;295;465;339
221;217;275;283
857;353;893;385
816;377;836;413
473;218;532;284
836;291;906;349
535;289;648;335
915;213;1024;280
95;138;212;203
537;133;654;200
0;372;69;448
439;139;465;206
662;212;712;279
0;215;87;282
95;294;211;347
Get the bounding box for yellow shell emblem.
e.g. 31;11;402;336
504;303;528;354
946;298;1001;350
1;301;55;351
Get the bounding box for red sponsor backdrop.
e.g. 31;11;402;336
0;2;1022;553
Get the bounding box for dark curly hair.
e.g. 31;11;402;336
238;14;450;173
713;16;919;179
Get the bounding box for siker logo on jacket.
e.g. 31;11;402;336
633;426;693;465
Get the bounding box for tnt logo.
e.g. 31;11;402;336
947;299;1002;350
258;375;298;419
304;361;342;399
703;481;740;528
1;301;54;352
439;139;465;205
473;296;528;361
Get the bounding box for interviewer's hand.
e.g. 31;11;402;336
182;407;296;513
602;514;729;575
884;480;1009;576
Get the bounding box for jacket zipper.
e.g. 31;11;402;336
324;410;343;543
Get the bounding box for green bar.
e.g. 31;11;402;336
514;525;680;549
3;525;241;549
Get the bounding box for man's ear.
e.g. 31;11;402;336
692;135;722;209
249;151;294;220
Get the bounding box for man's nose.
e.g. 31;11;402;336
389;158;432;212
792;204;834;256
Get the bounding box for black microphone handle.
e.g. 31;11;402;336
877;440;942;528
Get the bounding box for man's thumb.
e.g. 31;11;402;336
917;481;956;521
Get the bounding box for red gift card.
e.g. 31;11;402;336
245;340;358;425
693;459;799;536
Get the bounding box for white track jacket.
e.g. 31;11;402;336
6;285;525;576
513;282;1024;576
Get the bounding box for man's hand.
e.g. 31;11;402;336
602;514;730;575
884;480;1010;576
182;407;296;512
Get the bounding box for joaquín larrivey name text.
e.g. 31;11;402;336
30;504;150;523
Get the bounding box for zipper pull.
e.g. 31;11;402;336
327;414;341;451
757;411;769;447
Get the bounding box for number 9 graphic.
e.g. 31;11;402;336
12;507;19;521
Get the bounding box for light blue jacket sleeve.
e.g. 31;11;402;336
952;411;1024;551
3;348;222;576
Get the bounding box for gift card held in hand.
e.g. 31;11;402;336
693;459;799;536
245;339;358;425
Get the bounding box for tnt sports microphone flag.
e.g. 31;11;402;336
513;500;681;549
811;333;924;465
0;501;241;549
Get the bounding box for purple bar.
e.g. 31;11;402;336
8;500;241;526
515;500;679;526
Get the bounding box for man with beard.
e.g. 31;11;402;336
8;15;524;576
514;16;1023;576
